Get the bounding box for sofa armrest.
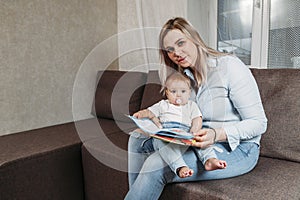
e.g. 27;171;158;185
0;122;84;200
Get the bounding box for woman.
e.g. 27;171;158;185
125;17;267;200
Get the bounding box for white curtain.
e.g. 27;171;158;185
117;0;187;72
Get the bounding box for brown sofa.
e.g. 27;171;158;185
1;68;300;200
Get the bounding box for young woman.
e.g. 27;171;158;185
125;17;267;200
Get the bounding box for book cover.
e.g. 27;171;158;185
127;115;196;146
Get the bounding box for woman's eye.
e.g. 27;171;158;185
170;90;176;94
165;47;174;53
178;40;185;46
181;90;186;93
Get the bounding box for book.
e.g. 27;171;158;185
127;115;196;146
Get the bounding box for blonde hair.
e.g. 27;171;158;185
158;17;228;89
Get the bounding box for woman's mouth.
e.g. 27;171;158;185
177;57;186;63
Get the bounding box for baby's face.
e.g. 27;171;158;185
166;80;191;106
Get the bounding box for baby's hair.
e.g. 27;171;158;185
162;72;191;96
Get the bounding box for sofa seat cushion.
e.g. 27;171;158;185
81;119;132;172
160;157;300;200
97;118;136;138
81;123;131;200
74;117;136;142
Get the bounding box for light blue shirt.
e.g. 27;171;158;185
185;55;267;151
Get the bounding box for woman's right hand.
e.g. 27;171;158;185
192;129;215;149
192;128;227;149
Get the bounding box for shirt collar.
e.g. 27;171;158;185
207;57;218;67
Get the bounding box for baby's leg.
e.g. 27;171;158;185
204;158;227;171
197;145;227;171
152;139;191;178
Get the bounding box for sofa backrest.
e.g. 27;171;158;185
140;70;165;109
92;70;147;122
251;68;300;162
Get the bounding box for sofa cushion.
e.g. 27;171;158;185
73;117;136;142
251;68;300;162
160;157;300;199
82;142;129;200
140;70;165;109
92;70;147;121
81;121;131;200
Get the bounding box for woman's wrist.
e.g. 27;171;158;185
210;128;217;143
213;128;227;142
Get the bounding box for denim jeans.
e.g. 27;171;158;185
125;131;260;200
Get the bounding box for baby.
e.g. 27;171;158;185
134;72;226;178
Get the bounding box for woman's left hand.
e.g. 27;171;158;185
192;129;215;149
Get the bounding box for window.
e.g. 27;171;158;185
217;0;300;68
268;0;300;68
217;0;253;65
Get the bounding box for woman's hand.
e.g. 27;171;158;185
192;129;216;149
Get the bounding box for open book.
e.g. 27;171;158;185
127;115;196;146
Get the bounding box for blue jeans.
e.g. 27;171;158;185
125;131;260;200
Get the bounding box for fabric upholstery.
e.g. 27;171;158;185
140;70;165;109
251;68;300;162
82;130;130;200
160;157;300;200
92;70;147;122
0;122;84;200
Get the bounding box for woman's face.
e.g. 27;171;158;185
163;29;198;68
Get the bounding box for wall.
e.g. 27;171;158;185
0;0;118;135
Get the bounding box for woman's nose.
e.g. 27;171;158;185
173;47;182;56
174;50;181;56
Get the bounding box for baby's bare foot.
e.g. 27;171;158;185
205;158;227;171
177;166;194;178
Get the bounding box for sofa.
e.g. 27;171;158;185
1;68;300;200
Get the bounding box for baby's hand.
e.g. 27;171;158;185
151;117;163;129
133;111;142;119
